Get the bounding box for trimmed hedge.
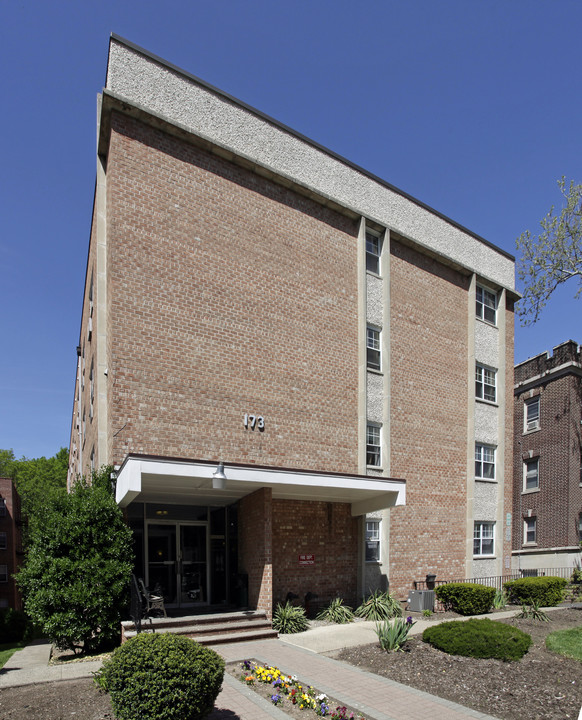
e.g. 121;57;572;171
95;633;224;720
423;618;532;661
435;583;496;615
503;576;567;607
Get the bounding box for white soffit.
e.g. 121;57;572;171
115;458;405;517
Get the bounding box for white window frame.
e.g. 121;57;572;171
475;444;495;481
475;363;496;403
365;520;381;562
0;565;7;583
473;521;495;557
365;230;382;275
524;517;537;545
366;423;381;467
523;458;539;492
476;285;497;325
366;325;381;371
524;397;540;432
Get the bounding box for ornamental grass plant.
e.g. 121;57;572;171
355;590;402;621
272;601;309;634
316;598;354;624
376;616;416;651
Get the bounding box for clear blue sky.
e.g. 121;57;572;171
1;0;581;460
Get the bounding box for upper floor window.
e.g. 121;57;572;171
524;458;539;492
476;364;496;403
365;520;380;562
476;285;497;325
578;513;582;542
0;532;6;550
366;326;381;371
366;423;381;467
0;499;5;517
474;521;495;556
524;517;537;544
475;444;495;480
366;231;382;275
524;397;540;432
0;565;7;583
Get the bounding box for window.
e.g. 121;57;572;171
475;364;496;402
475;444;495;480
366;326;381;371
578;512;582;542
524;397;540;432
524;458;539;491
365;520;380;562
476;285;497;324
366;231;382;274
473;522;495;556
0;532;6;550
366;423;381;467
0;499;5;517
89;361;95;420
0;565;7;583
524;517;537;544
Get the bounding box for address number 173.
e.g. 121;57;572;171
243;414;265;430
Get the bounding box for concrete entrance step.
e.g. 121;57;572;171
121;610;278;645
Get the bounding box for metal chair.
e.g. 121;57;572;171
138;578;167;617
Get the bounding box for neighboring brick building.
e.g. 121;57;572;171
0;478;23;610
68;35;517;615
513;340;582;571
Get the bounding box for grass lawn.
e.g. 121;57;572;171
545;626;582;661
0;641;26;669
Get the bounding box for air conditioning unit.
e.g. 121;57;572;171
407;590;435;612
526;420;538;431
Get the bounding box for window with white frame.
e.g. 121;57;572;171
524;517;537;544
524;458;539;491
476;285;497;325
578;512;582;542
524;396;540;432
0;565;7;583
366;326;381;371
473;521;495;556
475;364;496;402
89;361;95;420
365;520;381;562
475;444;495;480
0;532;6;550
366;423;381;467
366;231;382;274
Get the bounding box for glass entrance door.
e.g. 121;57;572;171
147;522;207;608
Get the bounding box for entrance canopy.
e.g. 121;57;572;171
115;455;406;516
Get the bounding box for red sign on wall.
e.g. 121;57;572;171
298;554;315;565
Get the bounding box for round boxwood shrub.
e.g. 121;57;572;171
423;618;532;661
435;582;496;615
95;633;224;720
503;576;567;607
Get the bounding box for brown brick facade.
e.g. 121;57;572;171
0;478;23;610
513;341;582;556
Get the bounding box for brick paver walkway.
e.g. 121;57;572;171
217;638;501;720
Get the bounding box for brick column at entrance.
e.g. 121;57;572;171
239;487;273;618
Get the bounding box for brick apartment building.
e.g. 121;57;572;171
513;340;582;571
0;478;23;610
68;35;517;615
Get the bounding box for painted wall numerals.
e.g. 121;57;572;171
243;413;265;431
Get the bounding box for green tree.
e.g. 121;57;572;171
516;177;582;324
17;467;134;653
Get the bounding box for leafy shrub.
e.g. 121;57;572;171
95;633;224;720
376;616;416;651
272;601;309;634
17;470;134;652
316;598;354;624
422;609;433;618
504;576;567;607
423;618;532;661
0;609;33;643
435;583;495;615
355;590;402;621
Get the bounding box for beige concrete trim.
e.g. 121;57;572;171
496;288;507;576
95;155;109;467
357;217;367;474
466;275;477;577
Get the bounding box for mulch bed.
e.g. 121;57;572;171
333;607;582;720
